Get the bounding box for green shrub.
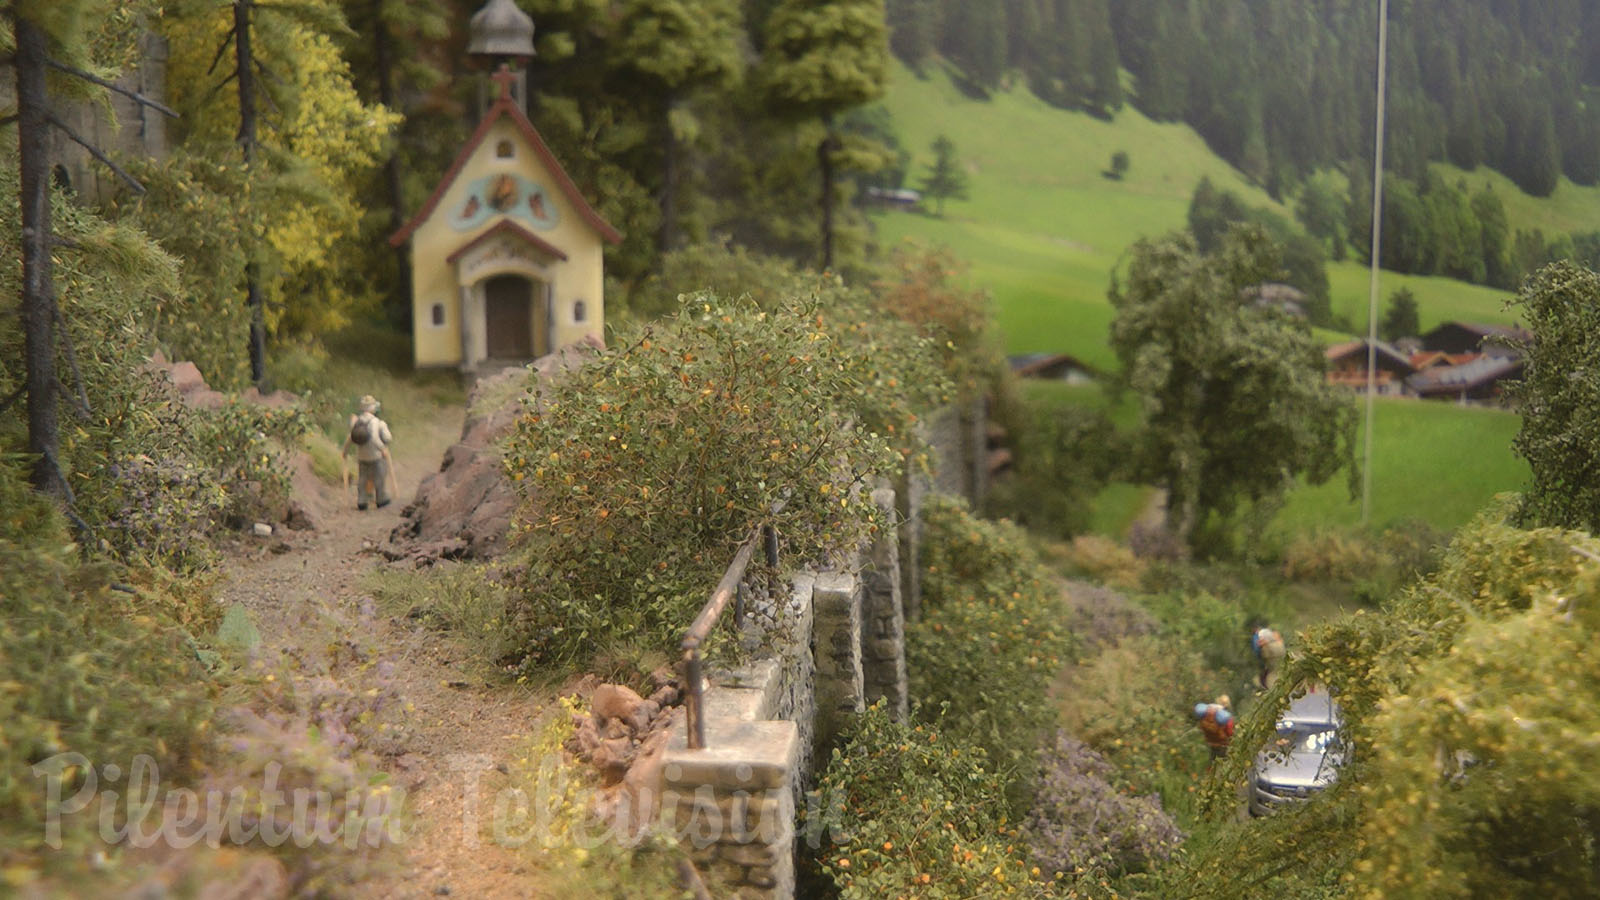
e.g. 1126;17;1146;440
1280;530;1391;583
619;239;810;324
501;294;945;677
1050;534;1146;590
987;401;1123;540
908;496;1074;805
75;388;309;571
0;461;213;864
809;702;1052;898
197;401;311;526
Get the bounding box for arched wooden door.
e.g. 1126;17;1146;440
483;274;547;359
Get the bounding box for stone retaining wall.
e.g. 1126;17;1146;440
861;488;908;721
658;488;914;899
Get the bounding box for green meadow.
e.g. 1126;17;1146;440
872;60;1287;371
879;63;1537;537
1435;161;1600;238
1272;396;1528;536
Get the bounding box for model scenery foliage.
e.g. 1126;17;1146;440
500;285;947;675
1109;227;1356;551
13;0;1600;897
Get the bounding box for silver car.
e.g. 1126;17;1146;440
1247;685;1347;817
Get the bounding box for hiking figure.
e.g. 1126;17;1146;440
1250;624;1287;689
1194;698;1234;759
341;395;395;511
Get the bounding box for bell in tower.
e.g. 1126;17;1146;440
467;0;536;117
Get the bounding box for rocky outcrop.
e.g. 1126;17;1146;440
388;344;597;563
145;350;297;410
563;676;682;841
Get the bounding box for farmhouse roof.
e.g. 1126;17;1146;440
1407;355;1524;396
1409;350;1451;370
1007;352;1103;379
1419;321;1532;355
389;73;621;248
1245;282;1307;317
1325;338;1415;374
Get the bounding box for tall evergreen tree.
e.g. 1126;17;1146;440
615;0;744;253
759;0;888;271
885;0;937;68
8;1;171;496
1379;287;1420;342
939;0;1005;92
917;134;968;216
338;0;449;326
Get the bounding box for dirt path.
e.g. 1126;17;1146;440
214;400;554;899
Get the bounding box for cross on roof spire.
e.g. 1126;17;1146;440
490;64;517;101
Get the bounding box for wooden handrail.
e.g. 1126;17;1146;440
679;515;782;750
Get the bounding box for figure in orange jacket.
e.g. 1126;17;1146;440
1194;701;1235;758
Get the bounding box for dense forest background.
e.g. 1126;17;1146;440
20;0;1600;390
890;0;1600;199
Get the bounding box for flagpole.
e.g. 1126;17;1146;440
1362;0;1389;526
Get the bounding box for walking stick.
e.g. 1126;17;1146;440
382;446;400;498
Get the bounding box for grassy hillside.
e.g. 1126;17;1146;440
1326;263;1515;337
1434;161;1600;238
879;64;1536;538
871;60;1288;370
873;62;1566;362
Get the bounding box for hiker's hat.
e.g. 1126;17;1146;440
359;394;380;413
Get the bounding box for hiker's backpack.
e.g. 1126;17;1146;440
350;417;372;446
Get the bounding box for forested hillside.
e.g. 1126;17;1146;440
889;0;1600;198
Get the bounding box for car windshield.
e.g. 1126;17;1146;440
1292;729;1339;753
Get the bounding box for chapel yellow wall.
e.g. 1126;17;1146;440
410;117;606;369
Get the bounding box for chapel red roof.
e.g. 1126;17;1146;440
389;70;621;248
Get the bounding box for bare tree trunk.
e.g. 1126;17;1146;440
819;124;839;272
373;1;412;326
658;102;679;254
15;15;64;497
236;0;266;386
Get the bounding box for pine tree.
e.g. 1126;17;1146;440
940;0;1005;92
615;0;744;252
8;1;172;497
1379;287;1420;342
338;0;450;326
917;134;968;216
759;0;888;270
886;0;937;68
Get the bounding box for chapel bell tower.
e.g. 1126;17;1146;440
467;0;535;116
